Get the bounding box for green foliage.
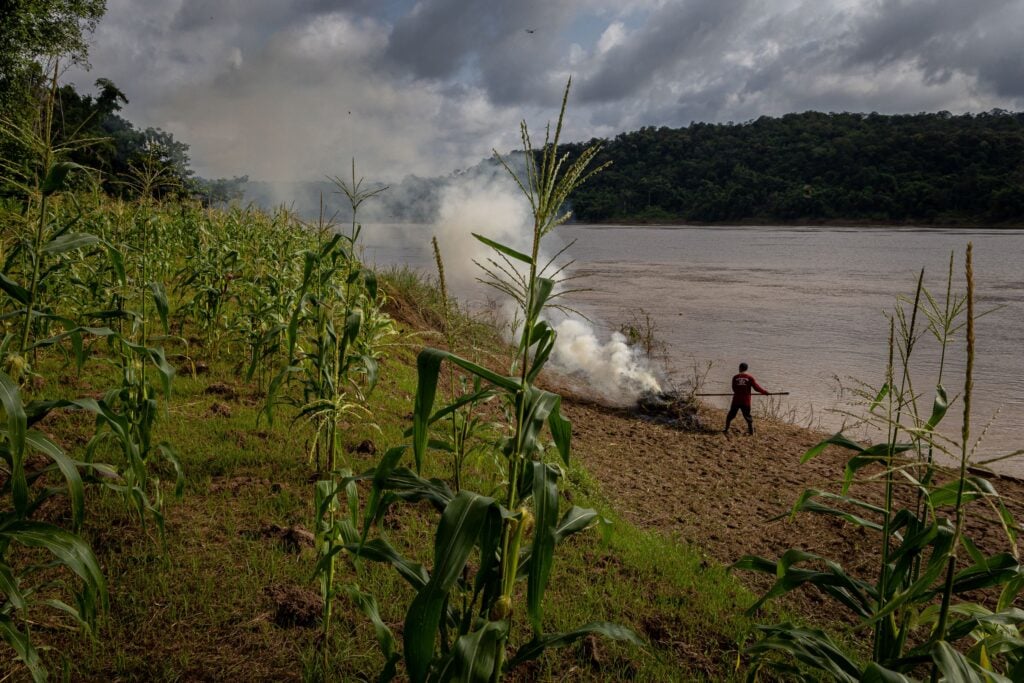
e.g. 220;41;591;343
0;1;106;116
341;80;642;683
48;80;195;199
735;247;1024;681
264;163;396;476
1;187;765;679
565;111;1024;224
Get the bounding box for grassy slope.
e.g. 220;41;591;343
19;274;772;682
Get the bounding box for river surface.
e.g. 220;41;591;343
364;224;1024;476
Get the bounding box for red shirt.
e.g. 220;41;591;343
731;373;767;408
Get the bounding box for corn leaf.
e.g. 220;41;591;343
448;619;508;683
24;430;84;529
472;233;533;265
527;462;560;635
0;614;44;682
345;538;429;591
344;310;362;345
41;161;82;195
506;621;645;669
414;347;517;471
0;272;29;305
519;388;561;460
41;232;101;255
148;281;170;334
527;277;555;325
344;585;400;682
362;268;378;301
951;553;1021;594
359;355;379;392
412;349;444;473
362;446;407;541
2;521;106;608
802;433;866;463
862;662;913;682
404;491;494;683
0;564;26;610
525;321;555;383
158;442;185;498
744;623;861;683
547;394;571;466
0;370;28;513
378;467;454;512
106;243;126;285
552;506;599;544
931;640;1012;683
925;384;949;430
869;383;890;414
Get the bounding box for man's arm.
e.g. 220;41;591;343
751;377;769;394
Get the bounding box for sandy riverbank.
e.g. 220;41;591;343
561;396;1024;617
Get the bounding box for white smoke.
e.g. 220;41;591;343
432;173;533;294
430;173;662;405
549;318;662;403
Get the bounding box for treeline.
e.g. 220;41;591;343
1;2;244;205
1;75;247;204
562;111;1024;225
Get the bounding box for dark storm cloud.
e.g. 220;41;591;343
845;0;1008;67
170;0;343;32
383;0;577;103
577;0;752;103
844;0;1024;97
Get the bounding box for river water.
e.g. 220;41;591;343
364;224;1024;476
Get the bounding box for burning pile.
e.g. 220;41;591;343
636;390;705;431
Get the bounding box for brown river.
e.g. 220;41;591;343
366;223;1024;476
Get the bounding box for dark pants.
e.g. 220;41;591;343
725;403;753;433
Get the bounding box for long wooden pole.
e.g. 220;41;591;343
693;392;790;396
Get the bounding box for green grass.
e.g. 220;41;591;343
0;193;783;681
12;284;767;682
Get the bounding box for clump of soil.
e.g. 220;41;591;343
264;584;322;628
178;358;209;375
208;402;232;417
204;382;238;399
243;523;315;553
348;439;376;455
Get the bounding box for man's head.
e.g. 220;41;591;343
739;362;748;372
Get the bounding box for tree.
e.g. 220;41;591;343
0;0;107;112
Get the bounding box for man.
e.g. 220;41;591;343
723;362;769;435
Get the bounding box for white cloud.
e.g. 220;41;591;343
62;0;1024;182
596;21;627;53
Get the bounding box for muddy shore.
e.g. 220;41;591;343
562;397;1024;618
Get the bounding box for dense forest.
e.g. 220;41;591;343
561;111;1024;225
0;1;244;205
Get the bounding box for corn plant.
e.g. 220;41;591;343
735;245;1024;682
342;79;642;682
174;237;240;351
265;164;395;474
0;369;110;681
426;236;497;493
1;89;184;677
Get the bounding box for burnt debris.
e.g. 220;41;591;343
636;390;705;431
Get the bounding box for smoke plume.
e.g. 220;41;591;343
429;171;663;404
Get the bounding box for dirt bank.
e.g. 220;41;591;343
562;397;1024;616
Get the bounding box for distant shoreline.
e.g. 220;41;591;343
576;217;1024;229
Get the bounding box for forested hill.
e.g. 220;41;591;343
561;110;1024;225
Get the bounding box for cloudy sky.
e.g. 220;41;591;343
63;0;1024;182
